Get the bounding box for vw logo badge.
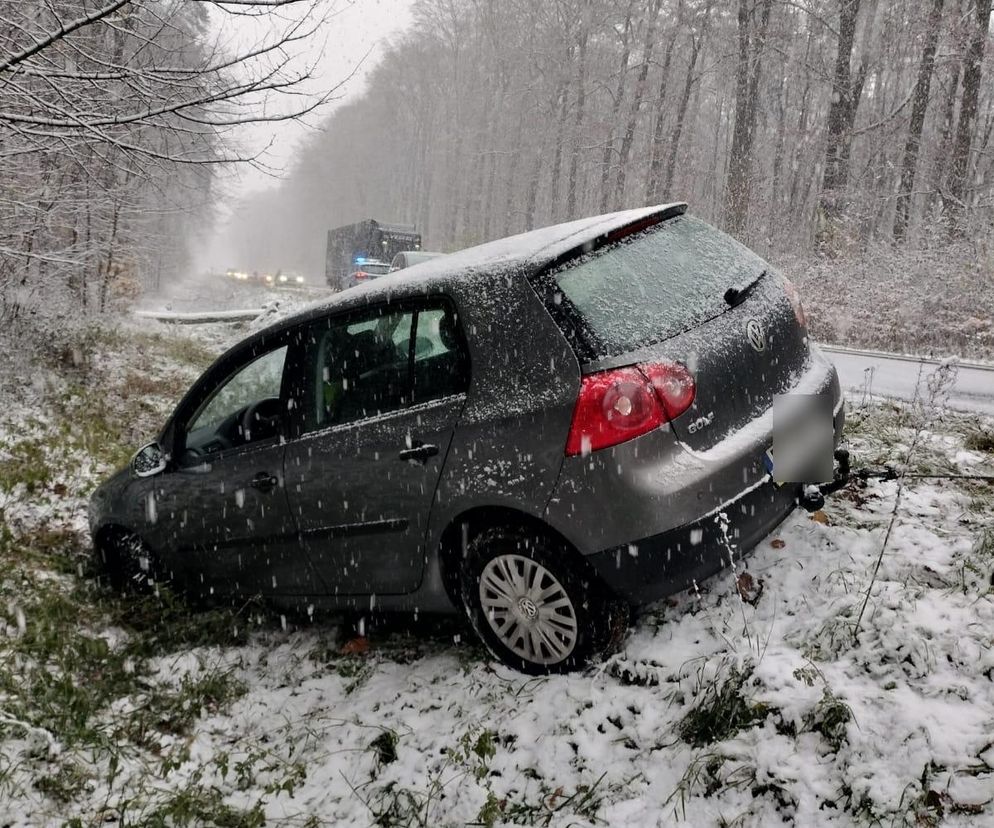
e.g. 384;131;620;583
746;319;766;352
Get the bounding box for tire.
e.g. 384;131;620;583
458;526;629;675
103;531;163;594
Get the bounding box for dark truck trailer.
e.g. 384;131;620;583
325;220;421;290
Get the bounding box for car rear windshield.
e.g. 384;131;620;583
550;215;764;357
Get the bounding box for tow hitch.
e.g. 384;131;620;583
796;449;994;513
798;449;851;513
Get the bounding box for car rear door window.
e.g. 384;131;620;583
307;298;468;431
549;215;765;356
315;309;413;427
412;305;469;403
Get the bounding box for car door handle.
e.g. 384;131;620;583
250;472;279;492
398;442;439;464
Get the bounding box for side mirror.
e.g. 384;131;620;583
131;442;167;478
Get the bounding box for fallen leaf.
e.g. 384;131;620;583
810;510;829;524
736;571;764;605
340;636;369;655
770;538;786;549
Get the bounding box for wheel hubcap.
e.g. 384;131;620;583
479;553;578;665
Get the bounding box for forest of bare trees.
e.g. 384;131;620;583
226;0;994;286
3;0;993;357
0;0;333;337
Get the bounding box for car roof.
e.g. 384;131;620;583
257;202;687;341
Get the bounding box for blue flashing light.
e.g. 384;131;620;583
354;256;367;265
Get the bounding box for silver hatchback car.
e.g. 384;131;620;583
90;203;844;674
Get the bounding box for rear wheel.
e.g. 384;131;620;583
459;526;628;674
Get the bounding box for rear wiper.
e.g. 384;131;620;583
724;270;766;307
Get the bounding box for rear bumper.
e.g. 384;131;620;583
587;398;846;606
587;476;799;605
546;347;843;555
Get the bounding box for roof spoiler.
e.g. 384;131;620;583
547;203;688;273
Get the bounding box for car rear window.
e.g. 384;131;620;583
550;215;764;356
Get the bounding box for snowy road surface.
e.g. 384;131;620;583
823;345;994;415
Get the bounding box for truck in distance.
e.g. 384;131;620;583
325;220;421;291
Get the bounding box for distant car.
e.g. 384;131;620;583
90;203;845;674
390;251;444;272
344;260;391;289
275;271;306;286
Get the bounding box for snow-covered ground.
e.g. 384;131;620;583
1;320;993;827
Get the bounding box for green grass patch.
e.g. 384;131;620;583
678;662;772;747
964;429;994;453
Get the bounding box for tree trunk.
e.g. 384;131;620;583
524;141;544;230
567;4;590;219
549;79;570;220
661;21;706;198
893;0;944;241
599;5;633;212
645;1;689;203
817;0;866;248
929;62;961;216
725;0;773;235
614;0;666;207
948;0;993;229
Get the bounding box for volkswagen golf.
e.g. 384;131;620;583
90;203;845;674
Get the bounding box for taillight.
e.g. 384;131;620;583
355;271;368;281
565;362;696;456
641;362;696;421
782;277;806;327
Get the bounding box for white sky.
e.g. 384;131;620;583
217;0;415;200
192;0;414;274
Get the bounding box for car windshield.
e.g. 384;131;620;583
551;215;765;356
363;262;391;275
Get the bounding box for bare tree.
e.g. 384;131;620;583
726;0;773;235
0;0;339;327
216;0;994;280
817;0;867;248
893;0;945;241
947;0;993;228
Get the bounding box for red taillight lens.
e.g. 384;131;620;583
355;271;368;280
565;368;662;456
565;362;696;456
782;277;806;327
641;362;696;420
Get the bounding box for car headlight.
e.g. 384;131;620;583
295;276;304;283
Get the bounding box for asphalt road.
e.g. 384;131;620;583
822;345;994;416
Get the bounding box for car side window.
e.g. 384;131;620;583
412;304;469;403
315;309;414;427
307;298;469;432
186;346;288;453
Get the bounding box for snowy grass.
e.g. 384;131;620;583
1;323;993;826
785;241;994;361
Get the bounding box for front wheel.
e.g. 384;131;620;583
103;531;163;594
459;527;628;675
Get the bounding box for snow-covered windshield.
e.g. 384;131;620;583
553;215;765;355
